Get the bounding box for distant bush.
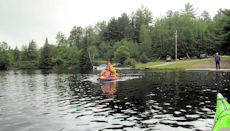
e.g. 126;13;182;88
140;53;150;63
53;58;64;66
16;61;39;69
0;51;11;70
114;45;130;64
124;58;136;68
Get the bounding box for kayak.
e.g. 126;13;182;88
213;93;230;131
97;76;118;81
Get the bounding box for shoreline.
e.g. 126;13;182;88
134;57;230;70
3;57;230;71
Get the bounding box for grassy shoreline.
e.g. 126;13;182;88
135;56;230;70
5;56;230;70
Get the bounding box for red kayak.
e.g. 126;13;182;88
97;76;118;81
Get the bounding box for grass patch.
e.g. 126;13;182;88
135;57;230;70
221;56;230;60
150;60;203;69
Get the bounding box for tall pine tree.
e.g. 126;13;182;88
39;38;52;69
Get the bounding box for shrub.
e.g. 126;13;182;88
125;58;136;68
140;53;150;63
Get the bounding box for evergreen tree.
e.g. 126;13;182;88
131;5;153;42
21;45;28;61
13;46;20;61
139;24;152;58
0;42;10;70
182;3;197;18
103;17;120;42
27;40;38;60
117;13;132;40
39;38;52;69
216;9;230;54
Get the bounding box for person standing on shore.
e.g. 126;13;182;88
215;53;221;69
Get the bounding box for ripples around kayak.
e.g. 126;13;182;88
0;70;229;131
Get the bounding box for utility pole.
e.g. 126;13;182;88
175;30;178;60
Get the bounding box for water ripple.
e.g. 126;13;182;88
0;70;229;130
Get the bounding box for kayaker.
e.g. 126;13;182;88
215;52;221;69
99;61;117;77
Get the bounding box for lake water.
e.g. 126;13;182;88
0;70;230;131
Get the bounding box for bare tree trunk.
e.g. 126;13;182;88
186;53;190;59
87;51;93;67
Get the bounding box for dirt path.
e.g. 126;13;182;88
189;60;230;69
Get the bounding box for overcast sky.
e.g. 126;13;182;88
0;0;229;49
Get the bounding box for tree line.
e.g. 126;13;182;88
0;3;230;70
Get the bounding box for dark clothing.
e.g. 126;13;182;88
215;56;221;62
215;55;221;69
216;61;220;69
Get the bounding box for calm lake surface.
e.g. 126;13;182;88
0;69;230;131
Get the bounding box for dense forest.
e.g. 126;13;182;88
0;3;230;70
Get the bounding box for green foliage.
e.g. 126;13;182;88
114;45;130;63
39;38;53;69
66;45;80;67
118;13;132;40
103;17;120;42
49;44;79;68
68;26;83;47
215;9;230;54
122;40;140;61
139;24;152;58
83;26;98;47
13;46;20;61
98;41;112;60
131;6;153;42
124;58;136;67
19;41;38;61
140;53;150;63
201;10;211;21
21;45;28;61
80;48;93;70
0;51;10;70
56;32;68;47
87;45;99;62
0;42;11;70
182;3;197;18
94;21;107;42
16;61;38;69
27;40;38;60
